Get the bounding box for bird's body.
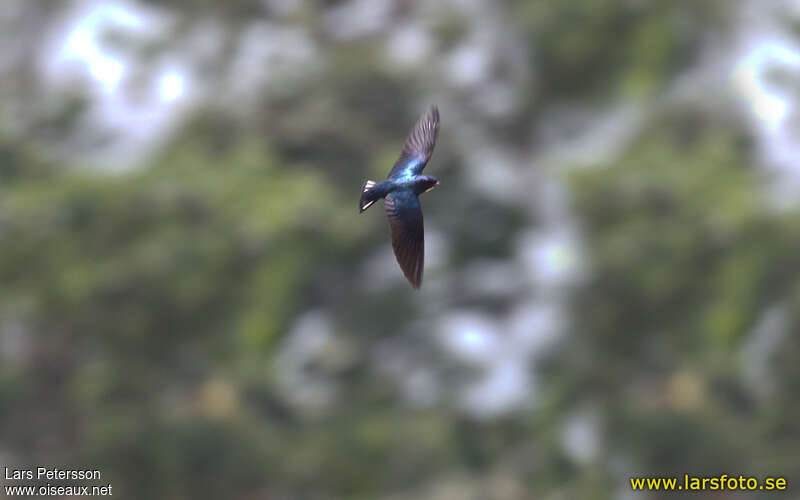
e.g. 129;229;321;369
359;106;441;289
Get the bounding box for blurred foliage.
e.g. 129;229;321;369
1;1;799;499
512;0;727;100
565;109;800;484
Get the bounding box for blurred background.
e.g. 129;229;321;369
1;0;799;498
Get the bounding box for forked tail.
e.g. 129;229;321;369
359;179;382;212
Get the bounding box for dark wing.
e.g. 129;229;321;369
384;191;424;288
388;105;440;180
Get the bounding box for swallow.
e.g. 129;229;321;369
359;105;440;289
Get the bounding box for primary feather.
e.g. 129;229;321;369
385;191;425;289
388;105;440;180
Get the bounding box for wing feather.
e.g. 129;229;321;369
388;106;440;179
384;191;424;288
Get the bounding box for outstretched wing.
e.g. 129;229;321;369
388;105;440;180
384;191;424;288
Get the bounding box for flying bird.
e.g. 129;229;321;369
359;105;441;289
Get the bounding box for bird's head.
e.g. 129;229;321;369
417;176;440;195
